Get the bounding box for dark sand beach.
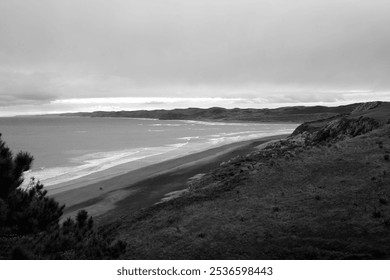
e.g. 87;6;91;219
53;134;288;221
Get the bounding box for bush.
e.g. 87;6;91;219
0;133;126;259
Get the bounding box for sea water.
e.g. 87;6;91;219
0;116;298;190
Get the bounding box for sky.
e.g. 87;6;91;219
0;0;390;116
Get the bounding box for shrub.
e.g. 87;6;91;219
0;133;126;259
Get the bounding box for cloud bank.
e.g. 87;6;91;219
0;0;389;115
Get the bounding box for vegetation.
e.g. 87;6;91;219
58;103;362;123
0;133;126;259
2;101;389;259
102;124;390;259
98;102;390;259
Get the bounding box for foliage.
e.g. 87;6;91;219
0;133;61;234
0;133;126;259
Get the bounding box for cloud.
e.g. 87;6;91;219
0;0;390;115
0;93;56;107
0;70;58;106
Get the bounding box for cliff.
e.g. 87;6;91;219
291;101;389;143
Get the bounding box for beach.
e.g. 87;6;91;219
53;134;288;221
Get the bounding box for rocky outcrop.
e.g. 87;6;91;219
351;101;381;114
290;116;381;145
290;114;347;136
311;116;380;143
290;102;388;144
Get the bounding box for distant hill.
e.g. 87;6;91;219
58;103;364;123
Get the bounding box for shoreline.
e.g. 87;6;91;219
20;116;297;192
53;134;288;221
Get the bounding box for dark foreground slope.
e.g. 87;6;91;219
59;103;360;123
104;102;390;259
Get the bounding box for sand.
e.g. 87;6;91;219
52;134;288;221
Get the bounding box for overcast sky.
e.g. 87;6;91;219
1;0;390;115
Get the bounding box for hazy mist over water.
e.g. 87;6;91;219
0;117;297;188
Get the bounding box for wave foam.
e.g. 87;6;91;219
183;120;252;126
21;125;297;189
22;141;195;188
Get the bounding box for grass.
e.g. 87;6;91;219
104;125;390;259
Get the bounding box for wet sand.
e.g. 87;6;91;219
53;134;288;221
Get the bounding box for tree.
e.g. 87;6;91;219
0;133;126;259
0;134;32;198
0;133;64;234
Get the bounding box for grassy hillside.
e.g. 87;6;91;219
102;101;390;259
59;103;361;123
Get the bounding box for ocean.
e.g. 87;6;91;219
0;116;298;191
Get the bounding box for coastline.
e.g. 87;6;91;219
7;116;297;191
53;134;288;221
